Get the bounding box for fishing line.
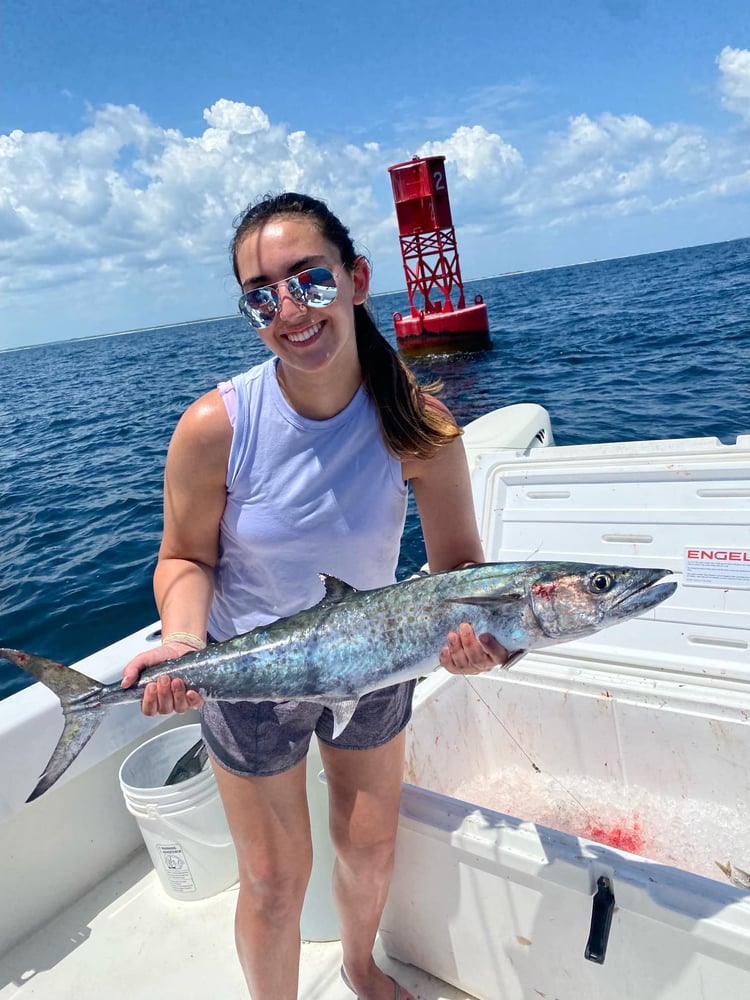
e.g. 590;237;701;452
463;675;601;826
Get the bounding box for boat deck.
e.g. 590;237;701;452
0;848;477;1000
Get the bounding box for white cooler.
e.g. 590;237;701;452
380;421;750;1000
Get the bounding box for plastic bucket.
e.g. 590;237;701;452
300;736;340;941
119;723;238;900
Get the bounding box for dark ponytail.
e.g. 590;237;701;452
353;304;460;458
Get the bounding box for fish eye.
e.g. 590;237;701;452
589;572;614;593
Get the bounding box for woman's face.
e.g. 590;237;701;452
235;216;369;377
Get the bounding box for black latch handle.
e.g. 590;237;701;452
585;875;615;964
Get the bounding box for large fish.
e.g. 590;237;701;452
2;561;676;802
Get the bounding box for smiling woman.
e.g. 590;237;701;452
117;191;509;1000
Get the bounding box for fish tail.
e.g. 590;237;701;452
0;647;106;801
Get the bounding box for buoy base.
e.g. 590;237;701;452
394;302;491;357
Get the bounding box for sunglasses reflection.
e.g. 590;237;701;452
239;267;338;329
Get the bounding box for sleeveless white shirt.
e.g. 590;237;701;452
207;358;408;640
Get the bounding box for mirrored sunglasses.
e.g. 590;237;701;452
238;266;339;329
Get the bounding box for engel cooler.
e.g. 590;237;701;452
380;415;750;1000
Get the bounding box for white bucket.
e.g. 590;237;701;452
119;723;238;901
300;736;340;941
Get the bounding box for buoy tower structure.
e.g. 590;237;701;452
388;155;491;356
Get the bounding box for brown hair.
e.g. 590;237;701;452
230;192;461;459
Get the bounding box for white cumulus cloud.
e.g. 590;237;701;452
417;125;524;184
0;102;386;302
505;106;746;227
717;46;750;123
202;99;271;135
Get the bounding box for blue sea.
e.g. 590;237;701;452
1;237;748;700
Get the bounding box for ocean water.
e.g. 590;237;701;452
1;237;748;699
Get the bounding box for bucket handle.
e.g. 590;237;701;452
125;800;235;850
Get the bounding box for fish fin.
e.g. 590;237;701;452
27;707;105;801
445;592;524;607
326;698;360;739
502;649;527;671
318;574;358;604
0;648;107;801
164;738;207;786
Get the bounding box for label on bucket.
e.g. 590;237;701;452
156;843;196;893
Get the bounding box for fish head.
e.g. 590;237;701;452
526;563;677;640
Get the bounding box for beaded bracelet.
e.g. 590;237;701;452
161;631;207;651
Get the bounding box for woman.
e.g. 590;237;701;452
123;193;507;1000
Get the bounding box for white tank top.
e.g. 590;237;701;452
207;358;408;640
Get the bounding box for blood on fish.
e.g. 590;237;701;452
582;816;644;854
532;582;557;599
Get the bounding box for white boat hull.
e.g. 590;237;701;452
2;403;748;998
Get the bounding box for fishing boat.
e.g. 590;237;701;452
1;403;749;999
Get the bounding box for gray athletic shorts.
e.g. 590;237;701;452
200;680;416;778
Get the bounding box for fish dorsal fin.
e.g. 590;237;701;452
445;592;524;607
318;574;358;605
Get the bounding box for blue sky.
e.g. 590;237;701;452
1;0;748;349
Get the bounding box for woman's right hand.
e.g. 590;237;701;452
121;641;205;716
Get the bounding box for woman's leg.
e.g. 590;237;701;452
320;731;415;1000
212;757;312;1000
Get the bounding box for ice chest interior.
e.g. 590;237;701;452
380;429;750;1000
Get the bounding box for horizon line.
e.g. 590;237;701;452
3;234;747;354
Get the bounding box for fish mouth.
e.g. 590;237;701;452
613;569;678;617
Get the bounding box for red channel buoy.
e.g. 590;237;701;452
388;155;491;356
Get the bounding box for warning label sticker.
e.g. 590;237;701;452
157;843;196;893
684;548;750;590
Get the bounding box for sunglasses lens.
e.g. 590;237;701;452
238;267;338;329
239;288;277;328
292;268;337;308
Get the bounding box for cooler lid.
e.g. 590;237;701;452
469;430;750;683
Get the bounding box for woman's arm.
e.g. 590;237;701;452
404;433;482;574
121;389;232;713
403;407;508;674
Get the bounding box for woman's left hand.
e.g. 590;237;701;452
439;623;510;675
